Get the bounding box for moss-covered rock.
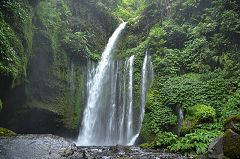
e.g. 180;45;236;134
183;104;216;133
189;104;216;123
0;127;16;137
223;129;240;159
224;115;240;134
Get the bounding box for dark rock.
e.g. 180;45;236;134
223;129;240;159
208;136;224;159
60;144;77;157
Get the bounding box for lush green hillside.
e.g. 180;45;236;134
114;0;240;156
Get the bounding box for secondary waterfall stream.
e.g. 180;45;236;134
130;52;154;145
76;22;153;146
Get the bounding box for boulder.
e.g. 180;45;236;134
109;145;131;154
224;115;240;134
223;129;240;159
208;136;224;159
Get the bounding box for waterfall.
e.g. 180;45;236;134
126;56;134;142
76;22;127;146
76;22;153;146
130;52;154;145
178;107;184;136
118;60;127;144
141;53;154;124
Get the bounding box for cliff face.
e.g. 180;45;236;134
0;0;118;137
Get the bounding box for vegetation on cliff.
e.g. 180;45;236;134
0;0;118;135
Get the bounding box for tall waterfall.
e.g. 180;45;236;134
77;22;127;146
76;22;153;146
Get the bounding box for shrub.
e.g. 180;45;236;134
62;32;91;58
169;129;223;156
152;132;178;149
182;104;216;134
188;104;216;124
222;90;240;119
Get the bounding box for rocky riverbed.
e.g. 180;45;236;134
0;134;188;159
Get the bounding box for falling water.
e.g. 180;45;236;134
126;56;135;142
76;22;153;146
130;52;154;145
178;107;184;136
141;53;149;125
76;22;127;146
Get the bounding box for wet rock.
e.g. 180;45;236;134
60;144;77;157
78;146;188;159
0;134;188;159
223;129;240;159
109;145;131;154
0;134;80;159
208;136;224;159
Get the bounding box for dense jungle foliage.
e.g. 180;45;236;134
115;0;240;156
0;0;240;157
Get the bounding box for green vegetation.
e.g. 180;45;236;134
115;0;240;156
0;0;118;133
0;0;33;85
183;104;216;131
114;0;146;21
222;90;240;119
140;129;222;156
169;129;223;156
